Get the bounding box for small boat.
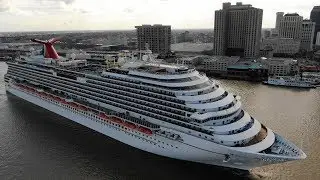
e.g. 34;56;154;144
263;76;316;88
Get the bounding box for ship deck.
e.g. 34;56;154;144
238;125;268;147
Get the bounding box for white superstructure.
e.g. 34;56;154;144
4;43;306;170
263;76;316;88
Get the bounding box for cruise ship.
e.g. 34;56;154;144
4;38;306;170
263;76;316;88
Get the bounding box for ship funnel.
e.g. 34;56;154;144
31;38;60;59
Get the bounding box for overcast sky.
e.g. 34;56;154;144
0;0;318;32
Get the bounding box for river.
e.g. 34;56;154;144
0;62;319;179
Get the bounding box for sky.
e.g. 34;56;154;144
0;0;319;32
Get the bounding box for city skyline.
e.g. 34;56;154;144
0;0;319;32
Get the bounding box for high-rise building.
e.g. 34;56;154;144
279;13;303;40
263;30;271;39
310;6;320;44
275;12;284;30
301;20;315;51
316;32;320;46
135;24;171;54
213;2;263;58
261;38;300;55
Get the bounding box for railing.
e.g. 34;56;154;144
14;82;161;130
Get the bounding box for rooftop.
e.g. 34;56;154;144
135;24;171;28
227;61;267;70
312;6;320;10
268;58;297;65
284;13;300;16
202;56;240;63
171;43;213;52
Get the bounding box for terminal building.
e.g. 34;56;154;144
264;58;298;76
225;61;268;81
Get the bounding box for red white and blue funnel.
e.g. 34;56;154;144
31;38;60;59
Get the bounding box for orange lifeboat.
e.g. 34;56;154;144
99;113;108;119
123;121;137;129
47;94;54;99
29;87;35;92
54;97;62;101
69;102;78;108
60;99;67;104
78;105;88;111
138;126;153;135
111;117;123;124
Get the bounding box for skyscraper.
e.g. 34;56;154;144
275;12;284;31
135;24;171;54
213;2;263;58
279;13;303;40
316;32;320;46
310;6;320;44
301;20;315;51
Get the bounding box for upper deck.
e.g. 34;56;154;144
15;54;199;81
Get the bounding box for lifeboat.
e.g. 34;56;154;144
47;94;54;99
60;99;67;104
111;117;123;124
138;126;153;135
54;97;62;101
69;102;78;108
65;98;73;103
36;89;44;92
123;121;137;129
78;105;88;111
99;113;108;119
29;87;35;92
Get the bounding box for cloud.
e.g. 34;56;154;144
61;0;75;4
38;0;76;5
0;0;11;12
123;7;134;14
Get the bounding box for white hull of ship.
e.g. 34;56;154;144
263;79;315;88
6;85;293;170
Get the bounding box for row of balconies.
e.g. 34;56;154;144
9;63;53;75
18;81;162;131
86;79;190;111
11;72;216;137
90;74;177;98
101;70;216;98
10;65;190;112
11;68;191;118
9;65;223;135
129;74;200;83
189;91;228;104
10;69;188;120
11;73;257;146
195;109;241;124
